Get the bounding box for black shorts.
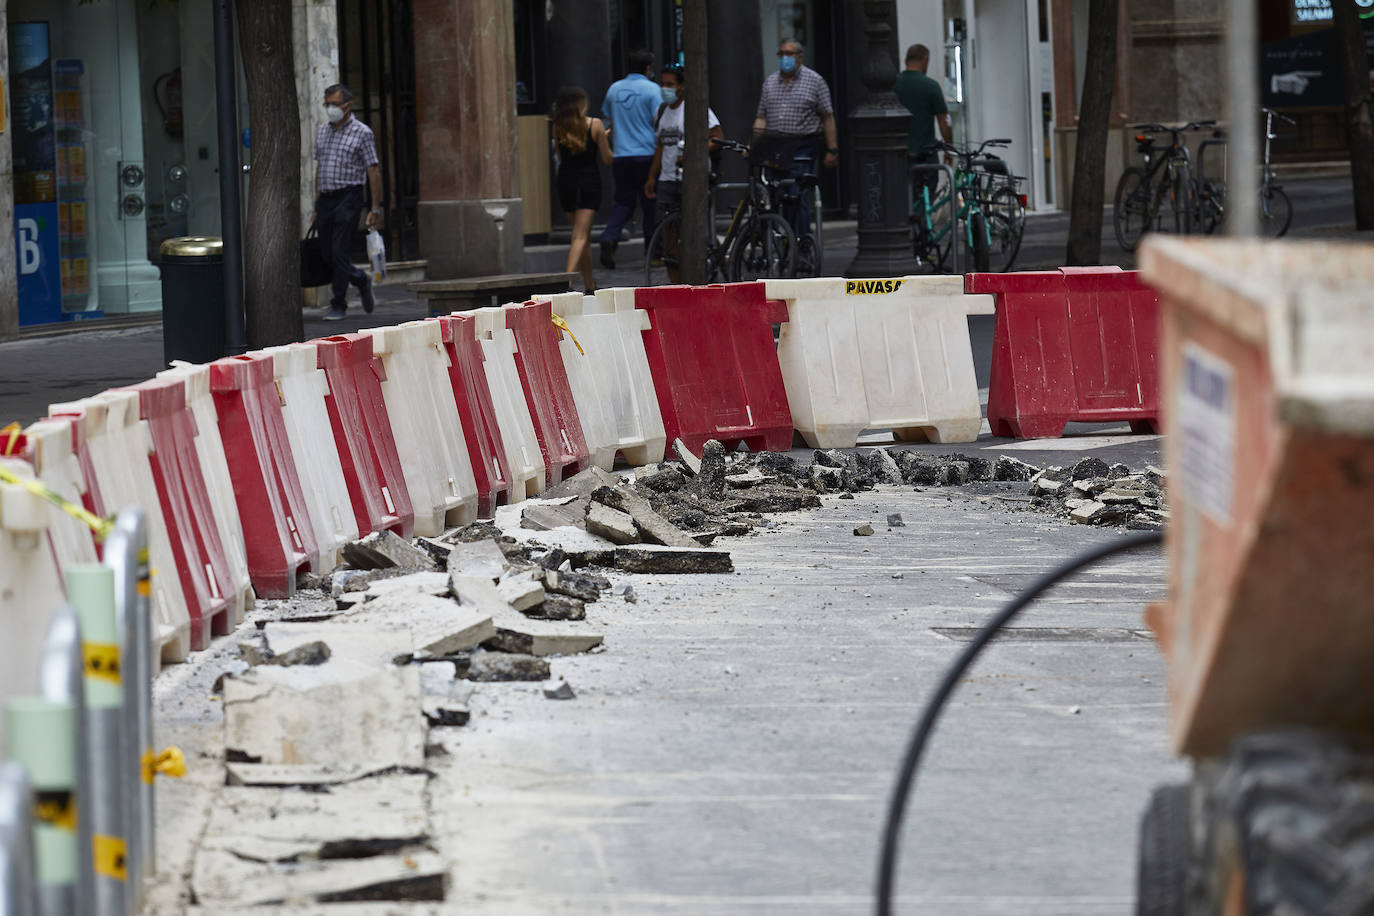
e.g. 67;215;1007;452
557;175;602;213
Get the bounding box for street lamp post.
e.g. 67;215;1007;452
847;0;920;278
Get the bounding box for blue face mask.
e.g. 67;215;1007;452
779;54;797;74
661;87;679;105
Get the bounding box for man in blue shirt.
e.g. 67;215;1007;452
599;49;661;269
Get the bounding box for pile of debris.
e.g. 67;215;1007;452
1027;457;1168;530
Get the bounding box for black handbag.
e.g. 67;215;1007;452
299;225;333;287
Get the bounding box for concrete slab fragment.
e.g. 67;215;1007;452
452;575;604;656
585;502;638;545
222;663;425;768
342;592;495;657
496;572;545;611
590;485;699;548
341;531;435;571
444;539;509;581
264;622;414;670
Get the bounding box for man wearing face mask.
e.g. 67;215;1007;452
752;38;837;241
313;83;382;320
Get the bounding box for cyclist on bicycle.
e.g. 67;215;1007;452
894;43;952;247
751;38;838;241
643;65;724;282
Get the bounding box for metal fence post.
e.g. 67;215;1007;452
65;564;128;916
0;761;40;916
103;507;151;906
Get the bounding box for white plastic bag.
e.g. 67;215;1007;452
366;229;387;284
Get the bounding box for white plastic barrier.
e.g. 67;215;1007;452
549;289;668;468
50;392;192;664
257;344;359;570
21;418;98;568
157;362;254;624
363;321;479;536
0;458;67;748
472;307;545;500
540;293;617;470
765;276;993;448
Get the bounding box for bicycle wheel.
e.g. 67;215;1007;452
969;210;990;273
984;187;1024;272
1113;167;1152;252
1259;185;1292;238
643;211;683;287
728;213;796;281
1196;179;1225;235
1167;166;1192;234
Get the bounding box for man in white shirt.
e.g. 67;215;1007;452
643;65;724;213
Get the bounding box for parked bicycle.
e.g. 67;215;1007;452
1113;120;1216;251
644;138;796;286
1189;108;1294;238
911;139;1026;273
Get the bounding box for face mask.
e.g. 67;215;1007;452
326;104;346;124
661;87;679;105
779;54;797;74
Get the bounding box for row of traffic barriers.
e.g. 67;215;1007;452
0;503;180;916
0;272;1161;669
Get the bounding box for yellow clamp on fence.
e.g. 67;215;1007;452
141;746;187;784
550;315;585;356
0;461;115;542
1;422;21;456
93;834;129;882
83;642;121;685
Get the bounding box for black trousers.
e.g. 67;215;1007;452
315;185;367;309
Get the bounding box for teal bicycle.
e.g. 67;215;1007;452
909;139;1024;274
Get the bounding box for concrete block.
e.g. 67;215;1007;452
585;502;638;545
445;538;509;581
341;531;435;571
497;571;546;611
463;650;551;682
452;574;603;656
521;503;585;531
263;621;414;670
590;485;699;548
222;663;425;768
190;774;439;911
343;591;495;657
1070;501;1107;524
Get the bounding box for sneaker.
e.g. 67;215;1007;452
322;306;347;321
359;275;375;314
599;240;617;270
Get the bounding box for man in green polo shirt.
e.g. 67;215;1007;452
894;43;952;247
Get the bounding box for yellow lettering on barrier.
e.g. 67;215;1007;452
844;279;905;295
35;790;77;831
93;835;128;881
83;642;121;684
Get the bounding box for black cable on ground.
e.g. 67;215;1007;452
875;531;1165;916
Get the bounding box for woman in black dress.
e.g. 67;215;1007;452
553;87;613;292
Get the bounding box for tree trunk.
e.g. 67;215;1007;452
1065;0;1118;266
680;0;710;285
236;0;303;346
1332;0;1374;230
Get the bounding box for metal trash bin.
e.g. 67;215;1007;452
160;237;225;364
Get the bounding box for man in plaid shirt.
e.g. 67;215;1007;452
752;38;838;240
314;83;382;319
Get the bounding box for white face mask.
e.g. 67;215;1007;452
326;104;346;124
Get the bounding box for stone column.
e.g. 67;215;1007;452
412;0;522;278
0;4;16;339
847;0;920;278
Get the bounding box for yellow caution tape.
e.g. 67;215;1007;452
83;642;121;684
550;315;585;356
93;835;128;881
1;422;21;456
142;746;187;784
35;790;77;831
0;464;114;541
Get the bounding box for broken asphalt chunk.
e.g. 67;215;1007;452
610;547;733;574
341;531;435;572
543;680;576;700
854;523;875;537
591;485;700;549
673;438;702;476
463;650;551;682
585;501;639;545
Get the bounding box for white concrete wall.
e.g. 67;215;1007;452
895;0;945;88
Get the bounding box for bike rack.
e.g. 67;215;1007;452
909;163;960;275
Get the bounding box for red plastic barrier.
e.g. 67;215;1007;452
967;267;1161;439
209;355;319;598
435;314;512;517
313;334;415;539
117;378;234;648
634;283;793;453
505;301;591;487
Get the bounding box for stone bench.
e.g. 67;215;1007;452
408;272;580;317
